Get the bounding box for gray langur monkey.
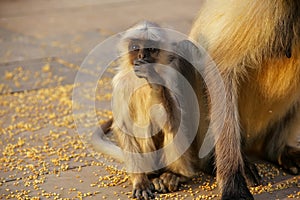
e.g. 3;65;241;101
92;21;213;199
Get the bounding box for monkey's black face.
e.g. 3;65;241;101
127;39;162;80
128;39;160;65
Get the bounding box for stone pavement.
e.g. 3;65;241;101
0;0;299;199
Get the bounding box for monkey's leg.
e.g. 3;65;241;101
177;39;254;198
152;146;194;193
215;73;253;200
115;128;155;199
151;152;190;193
264;106;300;174
152;127;196;193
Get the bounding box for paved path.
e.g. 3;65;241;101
0;0;299;199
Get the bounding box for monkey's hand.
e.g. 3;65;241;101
134;60;164;88
134;60;158;79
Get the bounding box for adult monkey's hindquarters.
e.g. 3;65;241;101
190;1;300;199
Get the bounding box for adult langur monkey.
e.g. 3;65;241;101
189;0;300;199
92;21;214;199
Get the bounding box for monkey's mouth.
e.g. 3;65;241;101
133;59;149;66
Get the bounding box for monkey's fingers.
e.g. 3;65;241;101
133;63;156;80
132;188;142;199
133;59;148;66
153;172;180;193
134;65;148;79
152;178;167;193
132;183;155;200
160;172;181;192
133;64;162;87
132;189;154;200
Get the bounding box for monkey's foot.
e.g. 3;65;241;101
221;170;254;200
244;159;261;186
132;177;155;200
279;146;300;174
152;172;182;193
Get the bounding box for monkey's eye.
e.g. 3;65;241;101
129;44;140;51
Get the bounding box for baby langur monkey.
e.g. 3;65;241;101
92;21;210;199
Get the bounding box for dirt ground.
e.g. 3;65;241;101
0;0;299;199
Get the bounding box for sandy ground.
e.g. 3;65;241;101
0;0;299;199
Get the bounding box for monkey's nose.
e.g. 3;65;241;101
138;53;145;59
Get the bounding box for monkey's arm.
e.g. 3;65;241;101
134;61;181;128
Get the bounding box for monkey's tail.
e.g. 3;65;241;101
91;119;124;162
